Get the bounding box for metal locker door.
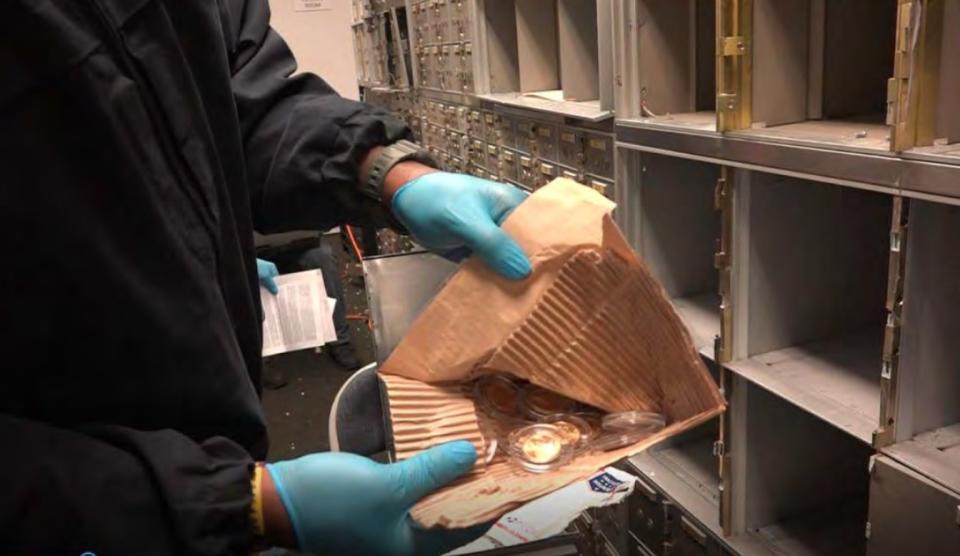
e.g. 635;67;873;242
584;133;614;179
498;148;518;182
664;505;724;556
558;128;583;170
497;115;517;149
484;143;499;173
483;112;499;144
535;122;559;162
627;475;667;555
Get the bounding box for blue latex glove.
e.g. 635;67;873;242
391;172;531;279
266;441;489;556
257;258;279;295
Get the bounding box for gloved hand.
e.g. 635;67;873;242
391;172;531;279
257;258;279;295
266;441;489;556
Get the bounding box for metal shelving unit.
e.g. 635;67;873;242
472;0;614;121
616;149;722;358
350;1;960;554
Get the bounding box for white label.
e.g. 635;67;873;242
294;0;330;11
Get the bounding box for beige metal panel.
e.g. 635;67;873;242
884;424;960;496
741;382;872;546
725;372;750;535
751;0;809;127
806;0;824;119
867;455;960;556
482;0;521;93
596;0;615;111
615;124;960;203
614;150;721;357
734;117;892;154
557;0;599;102
895;200;960;441
741;173;891;357
363;251;459;364
636;1;696;115
613;145;643;254
728;327;883;443
629;419;778;555
637;153;721;299
515;0;559;92
613;0;642;119
936;0;960;142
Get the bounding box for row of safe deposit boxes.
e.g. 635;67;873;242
418;98;615;196
411;0;474;93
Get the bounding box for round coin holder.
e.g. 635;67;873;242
484;438;499;464
601;411;666;433
572;410;604;433
539;413;595;453
505;423;575;473
589;411;667;452
590;428;661;452
474;374;523;419
519;384;578;420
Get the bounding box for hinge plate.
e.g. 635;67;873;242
720;36;746;56
717;93;739;112
713;440;725;457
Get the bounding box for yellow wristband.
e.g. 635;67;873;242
250;464;266;539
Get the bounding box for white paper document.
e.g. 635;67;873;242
261;270;338;356
450;466;639;553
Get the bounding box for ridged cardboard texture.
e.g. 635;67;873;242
379;178;726;528
380;373;486;469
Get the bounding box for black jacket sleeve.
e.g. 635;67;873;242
1;415;253;555
226;0;412;233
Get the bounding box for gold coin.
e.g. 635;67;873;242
550;421;582;445
517;429;562;464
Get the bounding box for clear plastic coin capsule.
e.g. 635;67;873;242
539;413;595;452
519;384;578;419
505;423;575;473
601;411;666;433
473;374;522;419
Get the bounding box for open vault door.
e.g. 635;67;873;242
362;251;459;365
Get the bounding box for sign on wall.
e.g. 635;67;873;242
294;0;330;12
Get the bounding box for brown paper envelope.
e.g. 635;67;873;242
378;178;725;528
380;178;622;383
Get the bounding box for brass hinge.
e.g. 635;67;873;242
876;197;910;448
714;176;729;209
886;78;900;126
719;451;733;537
717;93;739;113
714;177;731;267
713;440;725;457
715;173;734;364
715;0;752;130
720;36;746;57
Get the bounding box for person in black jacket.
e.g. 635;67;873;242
0;1;530;555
